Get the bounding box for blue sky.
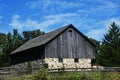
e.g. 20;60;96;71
0;0;120;41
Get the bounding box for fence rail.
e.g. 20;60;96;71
48;67;120;72
0;67;120;77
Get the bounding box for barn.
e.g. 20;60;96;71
10;24;96;69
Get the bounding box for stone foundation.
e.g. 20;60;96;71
44;58;91;69
11;58;91;71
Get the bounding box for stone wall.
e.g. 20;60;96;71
11;59;44;72
44;58;91;69
11;58;91;71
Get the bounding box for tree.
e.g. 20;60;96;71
0;29;45;67
0;33;6;54
13;29;23;50
0;32;14;66
97;22;120;67
0;33;7;66
22;30;44;42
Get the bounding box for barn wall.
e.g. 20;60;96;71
45;28;95;58
44;58;91;69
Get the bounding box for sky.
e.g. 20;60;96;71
0;0;120;41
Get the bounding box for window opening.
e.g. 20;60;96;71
68;30;72;36
58;58;63;62
74;58;78;63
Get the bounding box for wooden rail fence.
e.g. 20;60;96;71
0;67;120;77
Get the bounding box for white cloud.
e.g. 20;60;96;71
105;17;120;28
87;29;105;41
27;0;119;14
9;13;82;32
9;15;24;29
42;13;84;30
26;0;84;13
78;0;118;17
12;14;20;19
44;13;78;19
0;16;2;19
9;15;44;30
0;16;3;24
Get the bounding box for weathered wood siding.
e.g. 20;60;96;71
45;28;95;58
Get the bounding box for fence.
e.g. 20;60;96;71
0;67;120;77
0;67;11;77
48;67;120;72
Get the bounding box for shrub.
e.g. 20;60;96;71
26;62;32;74
33;68;50;80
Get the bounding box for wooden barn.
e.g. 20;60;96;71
10;24;96;69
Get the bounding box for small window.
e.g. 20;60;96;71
74;58;78;63
68;30;72;32
68;30;72;36
58;58;63;62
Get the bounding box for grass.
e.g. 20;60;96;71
0;69;120;80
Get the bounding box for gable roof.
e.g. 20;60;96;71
10;24;95;54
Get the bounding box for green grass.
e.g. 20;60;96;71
0;69;120;80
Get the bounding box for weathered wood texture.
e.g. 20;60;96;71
45;28;95;58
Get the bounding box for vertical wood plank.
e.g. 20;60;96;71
45;27;95;59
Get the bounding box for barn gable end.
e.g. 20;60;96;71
45;27;95;59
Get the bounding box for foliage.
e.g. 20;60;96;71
33;68;49;80
0;33;6;54
22;30;44;42
0;29;44;67
97;22;120;67
26;62;32;74
1;71;120;80
60;63;65;74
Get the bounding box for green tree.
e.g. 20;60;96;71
22;31;31;42
0;29;45;67
22;30;44;42
0;33;6;54
0;33;7;66
13;29;23;50
5;32;14;54
0;32;13;67
97;22;120;67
